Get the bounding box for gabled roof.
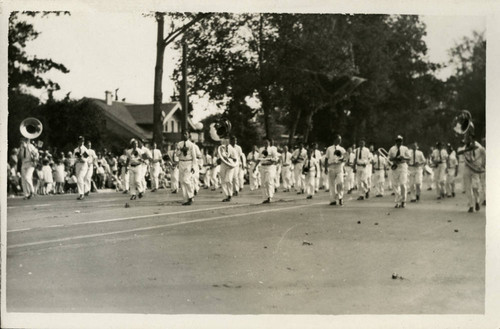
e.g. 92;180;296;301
87;98;151;139
126;103;181;125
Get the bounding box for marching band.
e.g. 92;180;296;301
14;111;486;214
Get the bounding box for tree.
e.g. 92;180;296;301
152;12;209;148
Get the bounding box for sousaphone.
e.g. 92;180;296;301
20;117;43;139
217;144;237;168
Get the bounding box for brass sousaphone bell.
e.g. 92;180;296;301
453;110;474;137
20;117;43;139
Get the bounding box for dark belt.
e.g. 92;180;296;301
130;164;140;167
282;164;290;167
180;159;193;162
374;168;384;171
261;163;273;166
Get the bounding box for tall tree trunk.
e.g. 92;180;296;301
258;14;271;138
182;41;188;134
303;110;314;143
153;14;165;147
288;106;302;146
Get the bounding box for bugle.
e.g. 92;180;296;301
378;148;397;170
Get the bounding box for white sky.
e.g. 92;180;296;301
22;13;485;118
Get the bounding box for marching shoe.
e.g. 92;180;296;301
376;194;383;198
85;191;90;196
130;195;137;200
138;192;144;199
391;192;395;196
262;198;271;204
437;196;442;200
394;203;400;208
339;199;344;206
151;189;157;192
357;196;364;201
482;200;486;206
194;190;198;196
365;191;369;199
330;201;337;206
347;189;352;194
77;195;84;200
452;192;456;197
172;190;177;194
306;195;313;199
410;199;417;203
222;196;231;202
468;207;474;213
122;190;129;194
325;189;329;193
234;191;239;196
427;187;432;191
182;198;193;206
416;195;420;201
401;202;406;208
475;202;480;211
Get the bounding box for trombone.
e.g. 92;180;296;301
377;148;398;170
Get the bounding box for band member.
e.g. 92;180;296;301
84;141;97;196
191;140;203;196
274;145;282;193
139;140;152;193
456;135;485;212
281;145;293;192
175;132;197;205
230;136;244;196
239;152;247;192
324;134;346;206
408;142;426;202
211;149;220;191
432;142;448;199
118;149;130;193
150;142;162;192
456;143;466;194
18;137;39;200
426;147;435;191
291;142;307;194
344;147;355;194
126;139;146;200
202;147;213;189
247;145;261;191
303;146;320;199
320;148;329;192
354;139;371;200
219;137;238;202
388;135;411;208
367;144;375;193
254;137;279;203
372;147;388;197
445;143;458;197
73;136;89;200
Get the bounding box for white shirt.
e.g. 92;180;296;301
281;151;293;166
388;145;411;167
463;141;485;173
447;151;458;169
292;148;307;163
258;145;278;165
372;154;388;170
353;146;371;166
408;149;426;166
127;147;144;166
232;144;244;166
176;140;197;166
431;148;448;165
86;148;97;166
325;144;346;167
151;149;162;163
18;142;39;164
303;156;320;174
73;145;89;163
219;144;238;167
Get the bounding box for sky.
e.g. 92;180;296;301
21;13;486;121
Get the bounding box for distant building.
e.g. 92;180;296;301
84;91;203;151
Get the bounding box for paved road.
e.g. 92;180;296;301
6;186;485;314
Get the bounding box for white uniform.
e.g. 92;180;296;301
219;144;238;198
232;144;244;193
176;140;197;202
372;153;388;196
432;148;448;197
292;148;307;192
325;144;346;202
274;151;282;189
150;148;163;190
247;150;260;190
446;150;458;196
119;154;130;191
463;142;485;209
408;149;425;200
18;142;39;198
366;150;374;192
258;145;279;200
73;145;89;196
320;154;329;191
388;144;410;204
353;146;371;197
192;143;202;194
203;153;213;188
127;147;145;197
304;156;320;196
456;145;466;193
344;151;355;192
211;153;220;190
140;146;152;192
281;151;293;190
84;148;97;194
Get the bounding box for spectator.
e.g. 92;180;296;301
53;158;66;194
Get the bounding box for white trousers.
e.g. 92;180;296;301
121;168;130;191
294;162;305;191
408;167;422;199
305;171;316;196
84;164;94;193
373;169;385;196
463;166;481;208
392;165;408;203
344;166;354;191
129;165;144;196
220;163;235;197
179;161;194;201
171;167;179;191
249;163;259;190
328;165;344;202
75;162;88;196
203;167;212;187
232;165;241;192
435;163;446;196
260;165;276;199
150;162;161;190
21;163;35;197
356;165;369;195
281;165;292;189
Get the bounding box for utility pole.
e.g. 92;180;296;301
182;40;189;134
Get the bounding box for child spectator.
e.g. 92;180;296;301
53;158;66;194
41;158;54;195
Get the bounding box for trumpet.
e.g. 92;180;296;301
378;148;397;170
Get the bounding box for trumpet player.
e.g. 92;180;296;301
353;139;371;201
150;142;163;192
220;137;238;202
176;131;197;205
255;137;279;203
457;134;485;212
73;136;89;200
372;147;388;197
432;142;448;199
408;142;426;202
18;137;39;200
324;134;346;206
388;135;411;208
84;141;97;196
127;139;146;200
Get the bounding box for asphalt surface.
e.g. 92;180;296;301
6;183;485;314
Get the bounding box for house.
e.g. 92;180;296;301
85;91;203;152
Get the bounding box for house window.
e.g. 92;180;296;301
171;120;175;133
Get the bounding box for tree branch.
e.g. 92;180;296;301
163;13;210;46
